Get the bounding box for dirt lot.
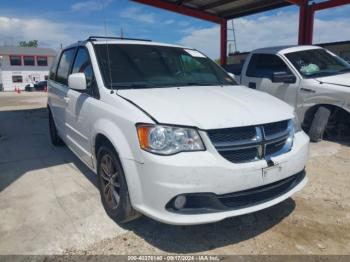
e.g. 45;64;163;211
0;92;349;255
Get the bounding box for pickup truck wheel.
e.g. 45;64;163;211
308;106;331;142
97;144;140;223
48;110;62;146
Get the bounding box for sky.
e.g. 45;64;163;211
0;0;350;59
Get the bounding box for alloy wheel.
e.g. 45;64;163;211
100;154;121;209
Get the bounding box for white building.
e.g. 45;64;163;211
0;46;56;91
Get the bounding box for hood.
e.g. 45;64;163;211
118;85;294;130
316;72;350;87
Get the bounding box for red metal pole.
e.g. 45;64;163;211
298;3;307;44
305;6;314;44
220;19;227;66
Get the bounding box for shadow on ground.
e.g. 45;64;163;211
117;198;295;253
0;107;97;192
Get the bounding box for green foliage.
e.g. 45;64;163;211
19;40;38;47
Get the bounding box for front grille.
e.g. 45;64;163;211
266;139;287;156
207;126;256;144
220;147;259;163
207;120;292;164
264;120;289;138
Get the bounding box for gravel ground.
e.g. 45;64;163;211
1;92;349;255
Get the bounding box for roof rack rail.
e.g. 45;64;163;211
87;36;152;42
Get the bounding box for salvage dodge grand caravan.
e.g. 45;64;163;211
47;37;309;225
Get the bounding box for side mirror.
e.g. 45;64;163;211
68;73;87;91
271;72;296;84
228;72;235;79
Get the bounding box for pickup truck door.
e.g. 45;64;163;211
241;53;300;108
65;47;98;168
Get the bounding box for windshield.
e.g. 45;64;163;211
94;44;236;89
285;49;350;78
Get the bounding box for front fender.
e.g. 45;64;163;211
297;91;350;121
91;118;145;164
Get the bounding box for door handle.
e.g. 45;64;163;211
63;97;70;103
300;88;316;93
248;82;256;89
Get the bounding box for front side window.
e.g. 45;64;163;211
285;49;350;78
37;56;48;66
12;75;23;83
72;48;94;89
10;55;22;66
247;54;291;78
94;44;235;89
56;49;76;85
23;56;35;66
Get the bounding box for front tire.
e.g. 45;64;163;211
308;106;331;142
97;144;140;223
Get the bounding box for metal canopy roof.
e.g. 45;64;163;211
139;0;292;20
132;0;350;65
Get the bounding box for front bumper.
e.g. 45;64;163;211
121;131;309;225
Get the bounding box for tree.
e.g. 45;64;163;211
19;40;38;47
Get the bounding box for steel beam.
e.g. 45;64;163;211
199;0;238;11
131;0;222;23
220;19;227;66
312;0;350;11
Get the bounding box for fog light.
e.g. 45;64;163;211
174;195;187;209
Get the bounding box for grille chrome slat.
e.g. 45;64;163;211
207;120;292;164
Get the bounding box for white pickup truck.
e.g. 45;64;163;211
233;46;350;142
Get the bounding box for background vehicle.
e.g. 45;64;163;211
47;37;309;225
25;81;47;92
231;46;350;142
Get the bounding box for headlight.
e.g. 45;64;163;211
136;124;205;155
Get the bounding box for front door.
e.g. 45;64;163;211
241;53;300;108
65;47;97;167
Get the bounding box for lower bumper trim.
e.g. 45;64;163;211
166;170;305;214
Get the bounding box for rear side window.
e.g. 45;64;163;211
247;54;290;78
56;49;76;85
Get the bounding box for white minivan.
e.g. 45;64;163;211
47;37;309;225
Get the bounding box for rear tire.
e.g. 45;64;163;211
97;144;140;223
48;109;62;146
308;106;331;142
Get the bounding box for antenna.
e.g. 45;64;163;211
120;27;124;39
102;3;114;94
227;19;238;54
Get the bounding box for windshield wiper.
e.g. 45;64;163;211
111;82;156;89
184;82;221;86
